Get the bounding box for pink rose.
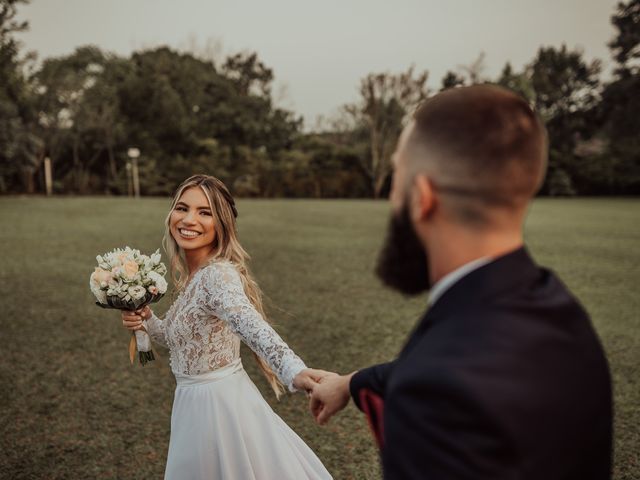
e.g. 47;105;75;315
92;267;113;286
148;285;159;295
123;260;139;278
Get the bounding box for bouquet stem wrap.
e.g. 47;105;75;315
132;330;155;365
96;292;163;366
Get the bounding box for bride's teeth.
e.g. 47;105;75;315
180;229;200;237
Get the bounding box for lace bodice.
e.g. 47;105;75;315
143;260;306;391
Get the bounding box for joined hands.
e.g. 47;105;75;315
292;368;337;392
296;370;356;425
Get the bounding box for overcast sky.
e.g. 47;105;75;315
18;0;619;127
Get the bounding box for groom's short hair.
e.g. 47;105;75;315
406;85;547;225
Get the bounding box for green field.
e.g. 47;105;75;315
0;197;638;479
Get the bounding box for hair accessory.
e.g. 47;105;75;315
220;189;238;218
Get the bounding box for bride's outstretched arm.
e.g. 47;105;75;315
202;262;309;392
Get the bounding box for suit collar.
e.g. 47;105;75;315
402;246;539;352
425;246;538;321
428;256;493;307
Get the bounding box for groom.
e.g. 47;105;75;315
310;85;612;478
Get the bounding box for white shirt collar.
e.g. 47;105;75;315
427;256;493;307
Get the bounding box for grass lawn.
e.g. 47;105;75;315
0;197;638;479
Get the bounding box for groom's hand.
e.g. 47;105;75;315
293;369;338;393
309;372;356;425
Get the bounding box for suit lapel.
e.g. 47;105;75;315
398;247;539;358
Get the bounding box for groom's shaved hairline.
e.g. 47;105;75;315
406;85;547;215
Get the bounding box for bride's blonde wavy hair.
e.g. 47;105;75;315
162;174;285;399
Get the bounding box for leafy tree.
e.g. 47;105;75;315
0;0;41;193
346;66;429;197
113;47;300;194
440;70;465;91
609;0;640;74
292;133;369;198
495;62;535;102
529;45;602;194
598;0;640;193
34;46;123;193
457;52;487;85
222;51;273;97
530;46;601;122
440;53;488;91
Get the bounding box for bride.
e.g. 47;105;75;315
121;174;333;479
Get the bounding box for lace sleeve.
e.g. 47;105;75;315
202;262;307;392
142;310;168;348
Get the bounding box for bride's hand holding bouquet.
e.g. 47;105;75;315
121;306;153;350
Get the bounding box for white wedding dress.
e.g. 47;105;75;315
142;260;332;480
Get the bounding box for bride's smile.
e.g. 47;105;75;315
178;228;201;238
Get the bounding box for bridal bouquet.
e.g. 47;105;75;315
89;247;168;365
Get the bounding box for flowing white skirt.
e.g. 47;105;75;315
164;359;333;480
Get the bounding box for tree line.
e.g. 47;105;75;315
1;0;638;197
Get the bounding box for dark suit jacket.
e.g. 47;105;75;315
350;247;612;479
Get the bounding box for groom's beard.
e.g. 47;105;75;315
375;205;430;295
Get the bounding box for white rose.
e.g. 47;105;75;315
128;285;147;300
151;251;161;265
89;277;107;304
148;271;168;294
112;281;126;297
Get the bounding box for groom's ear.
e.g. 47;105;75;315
412;174;436;222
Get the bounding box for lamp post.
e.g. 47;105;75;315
127;148;141;198
44;157;52;196
125;160;132;197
